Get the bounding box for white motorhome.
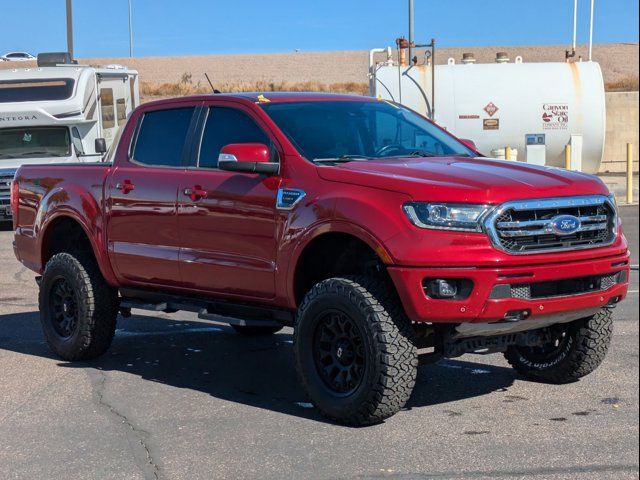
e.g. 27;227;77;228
0;53;139;221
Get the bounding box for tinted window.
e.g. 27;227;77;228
198;107;270;168
0;78;75;103
261;101;474;161
132;107;195;167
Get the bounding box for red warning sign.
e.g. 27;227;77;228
483;102;499;117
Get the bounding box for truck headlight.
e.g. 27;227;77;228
607;193;621;232
403;202;493;232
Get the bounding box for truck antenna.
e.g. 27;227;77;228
204;73;220;93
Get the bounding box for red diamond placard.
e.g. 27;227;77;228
484;102;499;117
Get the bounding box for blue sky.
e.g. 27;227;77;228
2;0;638;58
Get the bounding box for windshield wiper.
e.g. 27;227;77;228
407;150;438;157
399;151;475;158
314;155;370;164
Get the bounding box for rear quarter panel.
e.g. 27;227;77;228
13;164;118;285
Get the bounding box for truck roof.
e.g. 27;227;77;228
0;65;138;81
141;91;372;109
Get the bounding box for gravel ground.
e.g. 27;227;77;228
0;207;637;480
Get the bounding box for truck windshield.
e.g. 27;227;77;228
0;127;71;159
261;100;474;162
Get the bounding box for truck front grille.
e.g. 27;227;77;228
0;171;15;201
0;171;16;219
485;195;617;254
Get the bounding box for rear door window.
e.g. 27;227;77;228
132;107;196;167
198;107;271;168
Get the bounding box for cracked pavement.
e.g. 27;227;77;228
0;207;638;480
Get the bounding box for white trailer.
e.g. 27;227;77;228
0;53;139;221
369;50;606;174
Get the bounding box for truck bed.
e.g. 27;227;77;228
13;163;112;272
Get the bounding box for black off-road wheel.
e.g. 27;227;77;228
39;252;119;361
231;325;283;336
294;276;418;426
504;308;613;384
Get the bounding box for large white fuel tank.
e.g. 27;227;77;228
371;58;606;173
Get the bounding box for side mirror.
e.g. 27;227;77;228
95;138;107;154
459;138;477;151
218;143;279;175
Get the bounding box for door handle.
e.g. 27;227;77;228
116;180;135;194
184;186;207;201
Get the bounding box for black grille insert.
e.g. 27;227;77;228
514;274;618;300
0;172;15;201
487;196;616;254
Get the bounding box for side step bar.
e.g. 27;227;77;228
197;310;280;328
119;288;293;328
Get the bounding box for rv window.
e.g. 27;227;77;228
0;78;75;103
131;107;195;167
0;126;71;159
129;77;137;109
100;88;115;128
116;98;127;125
71;127;84;155
104;125;126;163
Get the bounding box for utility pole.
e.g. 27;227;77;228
66;0;74;58
572;0;578;53
588;0;595;61
408;0;414;64
128;0;134;57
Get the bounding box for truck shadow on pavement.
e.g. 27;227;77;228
0;311;517;426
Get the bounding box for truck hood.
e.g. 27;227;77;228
316;156;609;203
1;156;74;171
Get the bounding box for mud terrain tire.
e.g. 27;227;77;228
294;276;418;426
504;308;613;384
39;252;119;361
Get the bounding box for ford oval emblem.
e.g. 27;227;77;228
550;215;581;236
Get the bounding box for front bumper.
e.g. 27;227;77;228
388;251;630;324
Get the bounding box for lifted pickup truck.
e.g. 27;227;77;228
12;93;630;425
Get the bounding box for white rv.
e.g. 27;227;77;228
0;53;139;221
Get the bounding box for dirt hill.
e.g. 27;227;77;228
2;43;637;99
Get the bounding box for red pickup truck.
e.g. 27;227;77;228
12;93;630;425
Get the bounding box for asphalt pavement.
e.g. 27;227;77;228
0;207;638;480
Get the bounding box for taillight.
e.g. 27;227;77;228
10;177;19;225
